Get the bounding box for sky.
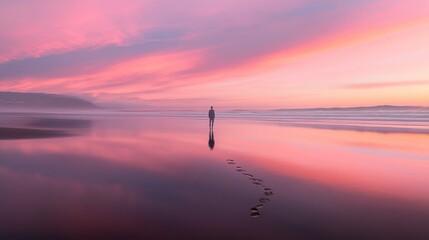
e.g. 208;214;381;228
0;0;428;109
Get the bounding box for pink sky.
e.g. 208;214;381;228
0;0;428;109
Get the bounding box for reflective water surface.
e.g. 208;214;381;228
0;113;428;239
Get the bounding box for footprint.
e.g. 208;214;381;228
250;212;260;218
254;203;264;209
264;191;274;196
226;158;273;218
251;178;263;182
236;166;243;170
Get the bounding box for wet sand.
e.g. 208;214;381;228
0;115;92;140
0;127;70;140
0;113;428;239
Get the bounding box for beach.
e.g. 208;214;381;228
0;112;428;239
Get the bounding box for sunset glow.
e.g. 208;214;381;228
1;0;428;109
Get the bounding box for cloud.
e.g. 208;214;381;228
344;80;429;89
0;0;150;61
1;0;429;108
1;1;368;80
0;39;181;80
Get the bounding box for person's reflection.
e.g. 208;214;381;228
208;129;215;150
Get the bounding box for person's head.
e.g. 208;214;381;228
210;106;213;109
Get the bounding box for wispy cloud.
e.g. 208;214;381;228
0;0;429;108
343;80;429;89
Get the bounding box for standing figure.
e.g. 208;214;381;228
208;106;215;129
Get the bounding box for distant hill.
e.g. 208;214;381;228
275;105;429;111
0;92;98;110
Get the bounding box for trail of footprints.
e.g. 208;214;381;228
226;159;274;218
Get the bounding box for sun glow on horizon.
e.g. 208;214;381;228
0;0;428;109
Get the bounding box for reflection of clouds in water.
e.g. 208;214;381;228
226;159;273;218
0;114;428;239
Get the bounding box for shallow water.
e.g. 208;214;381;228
0;113;428;239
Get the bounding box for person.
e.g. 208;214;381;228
208;106;215;128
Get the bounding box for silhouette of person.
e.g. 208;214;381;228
208;106;215;129
208;129;215;150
